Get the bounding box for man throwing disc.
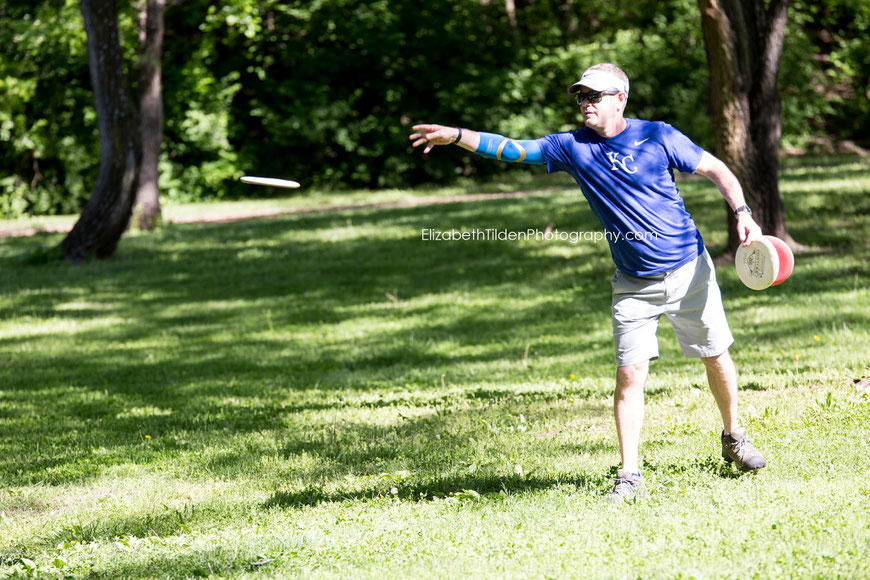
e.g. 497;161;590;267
410;63;768;502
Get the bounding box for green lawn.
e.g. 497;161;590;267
1;158;869;578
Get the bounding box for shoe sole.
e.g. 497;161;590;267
722;453;766;472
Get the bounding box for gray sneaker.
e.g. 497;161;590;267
721;427;767;471
607;470;646;502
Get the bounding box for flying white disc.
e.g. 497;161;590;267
735;235;794;290
240;176;300;189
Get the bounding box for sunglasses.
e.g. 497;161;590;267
574;90;619;105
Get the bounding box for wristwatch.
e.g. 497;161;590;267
734;205;752;217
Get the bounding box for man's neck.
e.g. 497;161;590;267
592;117;628;139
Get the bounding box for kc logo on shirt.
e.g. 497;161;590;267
606;151;638;174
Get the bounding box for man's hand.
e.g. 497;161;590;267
737;213;763;246
410;124;461;154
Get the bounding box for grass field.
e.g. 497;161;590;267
1;158;869;578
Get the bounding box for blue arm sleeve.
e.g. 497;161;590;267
475;132;545;165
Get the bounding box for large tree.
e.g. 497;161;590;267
698;0;796;255
133;0;166;231
61;0;140;261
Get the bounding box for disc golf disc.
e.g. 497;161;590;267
240;176;300;189
735;235;794;290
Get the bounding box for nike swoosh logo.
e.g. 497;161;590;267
634;138;650;146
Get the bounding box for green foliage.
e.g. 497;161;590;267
218;0;717;191
0;0;867;217
783;0;870;151
0;0;96;217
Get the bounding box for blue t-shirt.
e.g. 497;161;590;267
537;119;705;277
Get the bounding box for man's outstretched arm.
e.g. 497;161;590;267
410;124;545;165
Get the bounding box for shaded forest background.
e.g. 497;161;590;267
1;0;867;218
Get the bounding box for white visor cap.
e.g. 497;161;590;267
568;69;629;96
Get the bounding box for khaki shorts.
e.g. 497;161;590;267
610;250;733;367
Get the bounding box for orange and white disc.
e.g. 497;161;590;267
735;235;794;290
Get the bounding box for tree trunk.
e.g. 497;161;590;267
134;0;165;231
698;0;795;257
61;0;140;261
504;0;517;28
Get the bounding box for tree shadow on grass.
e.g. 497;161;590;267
643;456;747;481
262;470;609;509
